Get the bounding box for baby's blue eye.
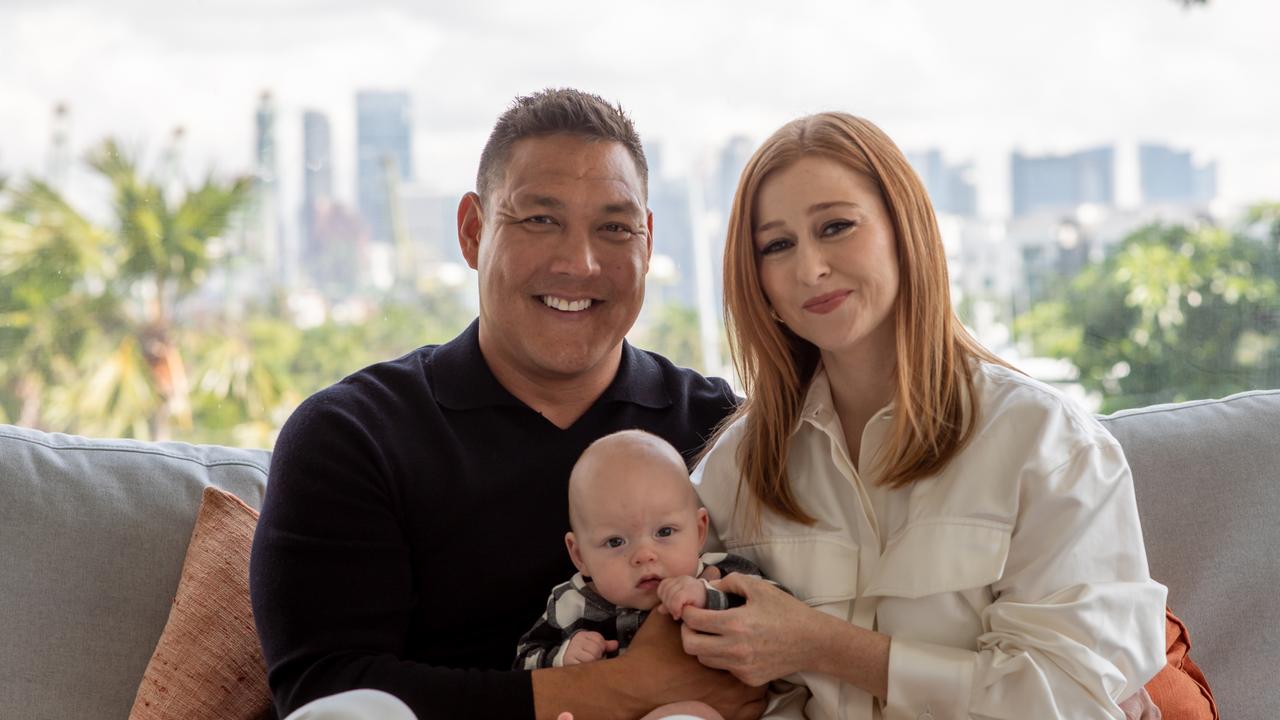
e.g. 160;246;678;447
656;527;675;538
605;537;625;548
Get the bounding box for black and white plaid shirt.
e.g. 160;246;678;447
514;552;774;669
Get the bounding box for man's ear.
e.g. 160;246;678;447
643;208;654;270
458;192;484;269
695;507;709;549
566;531;587;574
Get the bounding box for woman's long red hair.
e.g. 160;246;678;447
714;112;1009;530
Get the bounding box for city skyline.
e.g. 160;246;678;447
1;0;1277;225
14;80;1235;317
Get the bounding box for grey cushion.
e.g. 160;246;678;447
1101;390;1280;720
0;425;269;720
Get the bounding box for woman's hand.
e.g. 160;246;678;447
677;572;823;687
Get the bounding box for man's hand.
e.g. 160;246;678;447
532;611;765;720
562;630;618;666
619;610;766;720
657;575;708;620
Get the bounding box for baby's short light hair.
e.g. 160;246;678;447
567;429;695;531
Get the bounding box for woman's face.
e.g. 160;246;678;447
752;154;900;363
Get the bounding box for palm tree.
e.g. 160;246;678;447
0;180;117;427
1;140;253;440
91;140;253;438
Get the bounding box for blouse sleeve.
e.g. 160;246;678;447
882;439;1168;720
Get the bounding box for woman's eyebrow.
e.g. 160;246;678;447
808;200;861;213
754;202;863;233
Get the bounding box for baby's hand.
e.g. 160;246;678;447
561;630;618;666
657;575;708;620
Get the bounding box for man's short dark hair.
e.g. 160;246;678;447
476;88;648;203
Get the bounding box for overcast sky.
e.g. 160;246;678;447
2;0;1277;220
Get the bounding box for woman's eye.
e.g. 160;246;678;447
605;537;625;548
822;220;856;236
759;238;792;255
656;527;675;538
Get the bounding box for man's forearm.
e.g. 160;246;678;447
533;612;766;720
269;654;536;720
532;658;648;720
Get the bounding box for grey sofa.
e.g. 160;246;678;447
2;390;1277;719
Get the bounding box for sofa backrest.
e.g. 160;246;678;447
2;391;1276;718
1100;389;1280;720
0;425;270;720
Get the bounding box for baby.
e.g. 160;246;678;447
514;429;770;671
516;429;774;720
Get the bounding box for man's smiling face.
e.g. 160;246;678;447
465;134;652;384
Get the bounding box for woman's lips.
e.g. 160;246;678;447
803;290;852;314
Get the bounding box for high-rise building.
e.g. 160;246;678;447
302;110;333;239
356;91;413;246
1011;146;1114;217
309;201;370;297
300;110;346;293
639;140;696;309
649;179;697;309
706;135;755;319
1139;143;1217;205
47;102;71;191
907;149;978;218
399;185;458;266
712;135;754;218
251;91;287;285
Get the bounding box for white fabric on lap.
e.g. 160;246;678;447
283;689;417;720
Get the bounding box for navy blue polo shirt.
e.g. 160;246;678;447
250;320;737;720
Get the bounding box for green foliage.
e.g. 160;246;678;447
632;303;732;373
1020;216;1280;412
1;139;254;439
0;179;120;427
636;303;703;370
1;136;476;446
87;141;252;313
291;300;468;394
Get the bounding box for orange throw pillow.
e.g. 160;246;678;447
1144;607;1219;720
129;486;273;720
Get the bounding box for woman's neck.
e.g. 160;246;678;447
820;332;897;469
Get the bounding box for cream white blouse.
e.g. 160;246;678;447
691;362;1167;720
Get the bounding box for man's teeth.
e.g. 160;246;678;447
541;296;593;312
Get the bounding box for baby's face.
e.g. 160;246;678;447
567;460;707;610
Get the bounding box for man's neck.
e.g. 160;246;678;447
477;336;623;430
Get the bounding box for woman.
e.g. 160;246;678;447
683;113;1167;719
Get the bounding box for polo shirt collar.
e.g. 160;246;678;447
432;319;671;411
600;338;671;409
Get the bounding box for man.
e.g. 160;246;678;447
249;88;765;720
